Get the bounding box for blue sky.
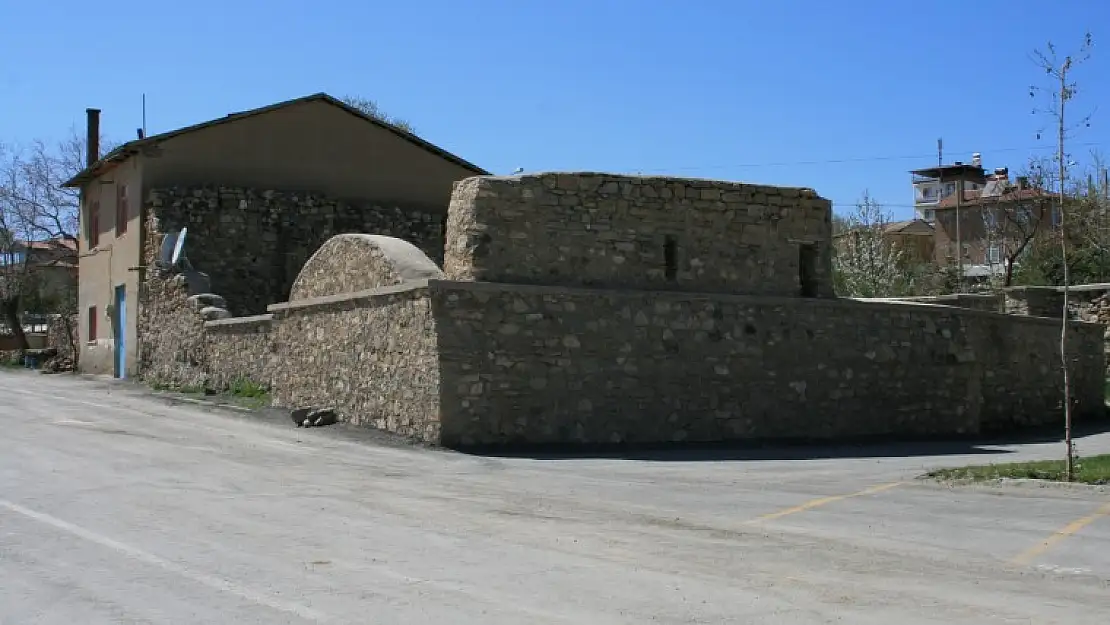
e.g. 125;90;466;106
1;0;1105;219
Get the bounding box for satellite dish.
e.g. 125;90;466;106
158;230;179;266
171;227;188;266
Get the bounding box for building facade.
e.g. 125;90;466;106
63;93;486;378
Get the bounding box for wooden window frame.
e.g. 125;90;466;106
87;306;97;344
116;185;128;236
89;200;100;247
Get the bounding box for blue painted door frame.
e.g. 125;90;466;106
114;285;126;379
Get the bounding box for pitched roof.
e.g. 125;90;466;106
63;93;488;187
882;219;934;235
11;237;77;252
7;237;78;268
935;187;1048;209
833;219;934;239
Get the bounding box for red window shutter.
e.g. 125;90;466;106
116;185;128;236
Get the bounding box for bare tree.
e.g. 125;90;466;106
340;95;416;135
1030;32;1094;481
832;193;914;297
979;158;1056;287
0;130;92;352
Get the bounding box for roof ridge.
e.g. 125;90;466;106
63;93;487;187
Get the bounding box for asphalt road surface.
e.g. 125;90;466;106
2;371;1109;624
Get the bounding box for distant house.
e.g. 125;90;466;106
881;219;935;265
62;92;487;378
932;175;1054;272
0;237;77;304
0;237;77;350
833;218;935;268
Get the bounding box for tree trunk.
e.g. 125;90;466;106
1057;65;1074;482
2;298;29;352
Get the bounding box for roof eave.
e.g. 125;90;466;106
61;144;143;188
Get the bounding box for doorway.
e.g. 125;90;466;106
113;284;126;378
799;244;819;297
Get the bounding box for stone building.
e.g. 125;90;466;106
141;172;1105;448
62;93;487;378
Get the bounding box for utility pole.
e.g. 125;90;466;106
955;178;963;290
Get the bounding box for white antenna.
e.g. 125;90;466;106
171;227;187;265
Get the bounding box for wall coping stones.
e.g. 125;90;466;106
426;279;1101;331
204;313;275;329
268;280;430;314
478;171;823;198
1005;283;1110;294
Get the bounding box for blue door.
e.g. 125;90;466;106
114;285;126;379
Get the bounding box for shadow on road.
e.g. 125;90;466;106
457;419;1110;462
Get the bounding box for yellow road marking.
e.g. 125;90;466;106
747;482;903;524
1011;500;1110;566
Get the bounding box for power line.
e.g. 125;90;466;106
831;202;920;208
632;141;1105;173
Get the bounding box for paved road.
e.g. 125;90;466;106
2;371;1109;624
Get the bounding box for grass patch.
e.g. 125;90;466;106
148;376;270;409
148;379;206;396
228;376;268;399
927;454;1110;485
225;376;271;409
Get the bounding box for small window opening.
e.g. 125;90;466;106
87;306;97;342
799;243;818;297
663;235;677;281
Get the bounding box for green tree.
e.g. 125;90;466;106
832;193;915;297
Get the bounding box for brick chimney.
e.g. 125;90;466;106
86;108;101;168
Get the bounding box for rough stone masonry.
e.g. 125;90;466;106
145;187;446;315
444;173;835;297
140;172;1106;447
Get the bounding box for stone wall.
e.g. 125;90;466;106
444;173;834;298
146;187;447;315
1002;284;1110;376
138;270;271;391
1004;286;1065;318
269;284;440;440
430;280;1104;447
132;175;1108;449
138;274;210;389
205;315;274;390
46;314;78;362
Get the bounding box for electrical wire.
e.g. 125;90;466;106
631;141;1105;174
